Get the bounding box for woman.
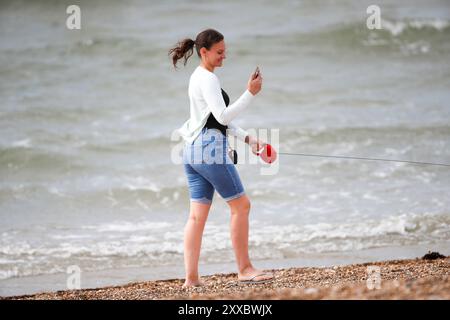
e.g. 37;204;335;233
169;29;274;288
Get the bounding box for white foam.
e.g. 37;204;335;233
400;41;431;55
50;234;92;240
136;199;150;210
124;179;160;192
10;139;32;148
381;18;449;36
84;221;171;232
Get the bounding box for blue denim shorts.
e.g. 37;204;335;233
183;127;245;204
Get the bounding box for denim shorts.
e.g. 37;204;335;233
183;127;245;204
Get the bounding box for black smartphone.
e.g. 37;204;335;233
254;66;260;79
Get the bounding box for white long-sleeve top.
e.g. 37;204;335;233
177;66;254;144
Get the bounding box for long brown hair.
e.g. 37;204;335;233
168;29;224;69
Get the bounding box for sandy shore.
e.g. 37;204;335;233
3;255;448;300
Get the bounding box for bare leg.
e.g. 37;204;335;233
183;201;211;287
228;194;273;281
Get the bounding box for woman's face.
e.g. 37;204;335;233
201;40;226;68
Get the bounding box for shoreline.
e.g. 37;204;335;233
2;243;448;297
2;255;448;300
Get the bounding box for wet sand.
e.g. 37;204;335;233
3;255;448;300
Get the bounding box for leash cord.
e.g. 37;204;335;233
278;152;450;167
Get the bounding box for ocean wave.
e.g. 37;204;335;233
280;124;450;156
380;19;449;37
78;134;173;153
79;182;186;208
0;179;187;209
328;18;449;41
76;124;421;155
0;211;447;280
0;32;163;59
271;18;450;55
0;146;76;171
82;221;171;233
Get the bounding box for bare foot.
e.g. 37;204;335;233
182;279;204;288
238;267;274;282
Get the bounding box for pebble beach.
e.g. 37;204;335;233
3;255;448;300
1;1;450;296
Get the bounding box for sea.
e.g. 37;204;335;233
1;0;449;296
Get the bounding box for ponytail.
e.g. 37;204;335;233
168;38;195;69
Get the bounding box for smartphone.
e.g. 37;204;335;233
254;66;260;79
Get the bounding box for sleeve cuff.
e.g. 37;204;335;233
227;123;249;142
244;89;255;98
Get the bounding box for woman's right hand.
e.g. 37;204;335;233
247;70;263;95
246;135;266;156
